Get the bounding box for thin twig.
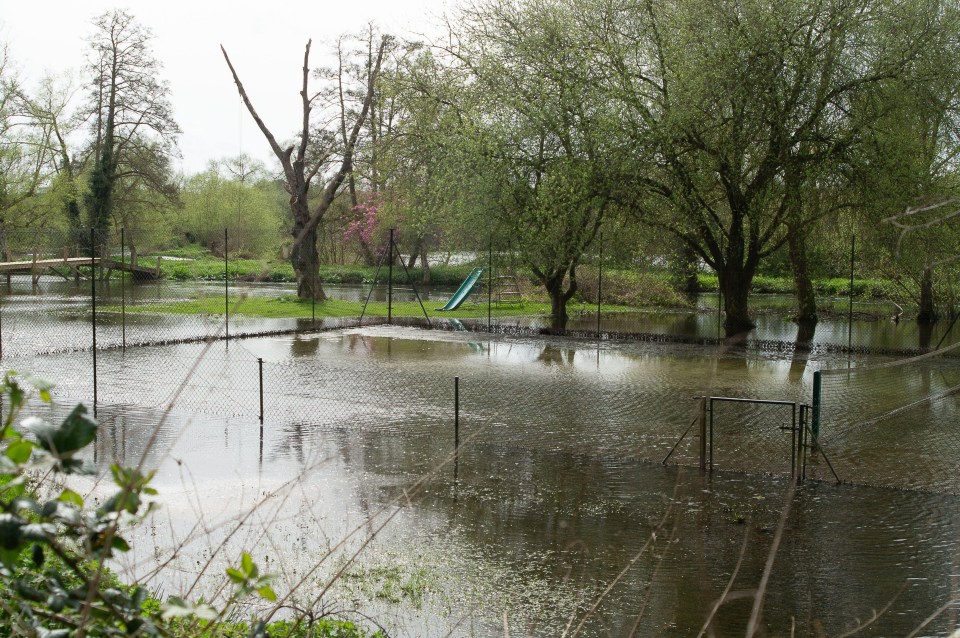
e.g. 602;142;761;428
745;481;797;638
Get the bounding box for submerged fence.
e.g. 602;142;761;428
5;323;957;494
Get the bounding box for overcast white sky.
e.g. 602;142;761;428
1;0;458;175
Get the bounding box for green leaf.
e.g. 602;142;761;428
58;489;83;507
111;536;130;553
225;567;246;584
256;585;277;601
241;552;254;576
30;404;97;460
4;439;32;465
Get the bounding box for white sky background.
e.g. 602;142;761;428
0;0;458;175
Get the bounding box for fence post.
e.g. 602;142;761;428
121;227;126;350
258;358;264;425
454;376;460;481
597;231;603;339
387;228;394;324
487;239;492;333
812;370;822;442
224;228;229;341
848;235;855;351
698;396;707;473
91;228;97;416
454;376;460;451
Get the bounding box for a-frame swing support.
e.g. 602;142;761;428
358;228;432;328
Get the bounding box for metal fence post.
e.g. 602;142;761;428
387;228;394;324
848;235;855;351
91;228;97;416
224;228;229;341
258;358;264;425
812;370;822;441
454;376;460;451
454;376;460;481
121;227;126;350
597;231;603;339
698;396;707;473
487;239;492;333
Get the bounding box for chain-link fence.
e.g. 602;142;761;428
3;321;956;493
1;228;955;361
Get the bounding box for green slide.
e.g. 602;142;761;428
436;267;485;311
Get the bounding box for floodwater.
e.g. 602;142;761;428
3;277;960;635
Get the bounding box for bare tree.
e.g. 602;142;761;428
85;9;180;256
222;35;388;300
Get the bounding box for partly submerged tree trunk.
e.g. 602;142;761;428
787;221;818;326
917;265;937;324
540;265;577;333
718;266;755;335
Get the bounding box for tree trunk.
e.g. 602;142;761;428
290;220;326;301
542;266;577;333
421;249;430;285
679;244;699;294
787;222;818;326
917;265;937;324
719;267;755;335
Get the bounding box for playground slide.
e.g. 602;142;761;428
436;267;484;311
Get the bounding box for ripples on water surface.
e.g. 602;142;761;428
10;325;951;636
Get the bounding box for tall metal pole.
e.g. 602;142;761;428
597;232;603;339
224;228;229;341
812;370;822;441
487;239;493;333
454;376;460;481
387;228;394;324
258;358;264;425
848;235;855;351
91;228;97;416
121;227;126;350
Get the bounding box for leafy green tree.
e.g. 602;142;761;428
422;0;621;331
600;0;955;333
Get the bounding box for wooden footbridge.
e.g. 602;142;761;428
0;256;160;283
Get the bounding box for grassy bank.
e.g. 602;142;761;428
130;249;904;310
137;254;480;287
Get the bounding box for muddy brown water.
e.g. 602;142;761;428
3;278;960;635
